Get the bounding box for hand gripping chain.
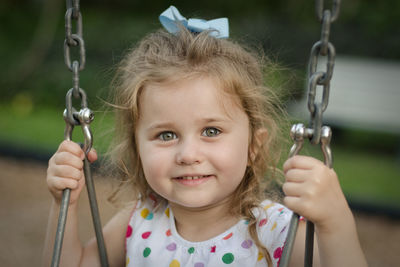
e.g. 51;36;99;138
280;124;333;267
51;1;109;266
279;1;340;266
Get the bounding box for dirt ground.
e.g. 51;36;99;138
0;156;399;267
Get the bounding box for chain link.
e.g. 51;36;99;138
306;0;340;145
315;0;341;22
62;0;90;149
64;0;86;71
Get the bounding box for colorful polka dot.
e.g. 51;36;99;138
274;246;283;259
259;218;267;227
194;263;204;267
188;247;195;254
278;207;284;215
210;246;216;253
169;259;180;267
241;239;253;249
140;208;154;220
271;221;277;231
149;193;157;204
244;220;249;225
275;247;283;266
166;242;177;251
126;256;130;265
264;203;274;210
166;229;172;236
143;247;151;257
165;207;170;218
126;225;132;238
223;232;233;240
257;252;264;261
141;231;151;239
222;253;234;264
140;208;149;218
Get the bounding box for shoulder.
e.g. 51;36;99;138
254;200;292;256
126;194;169;240
258;199;292;219
127;194;167;223
125;196;171;265
104;202;138;244
253;199;292;222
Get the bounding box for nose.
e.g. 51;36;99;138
175;137;202;165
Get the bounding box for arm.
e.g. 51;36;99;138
283;155;367;267
80;205;134;267
42;140;132;267
43;140;88;267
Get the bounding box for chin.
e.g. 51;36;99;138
172;199;211;209
173;196;229;211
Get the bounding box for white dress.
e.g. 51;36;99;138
125;196;292;267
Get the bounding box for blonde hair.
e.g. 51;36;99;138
107;27;287;265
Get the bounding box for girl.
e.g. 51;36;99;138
43;6;367;267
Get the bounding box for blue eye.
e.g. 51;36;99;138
158;131;177;141
202;127;221;137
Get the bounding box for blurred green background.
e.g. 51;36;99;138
0;0;399;210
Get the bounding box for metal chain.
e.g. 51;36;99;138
51;1;109;266
307;0;339;145
280;1;340;267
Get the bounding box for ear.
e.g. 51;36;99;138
249;128;268;163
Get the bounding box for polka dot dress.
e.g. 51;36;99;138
125;196;291;267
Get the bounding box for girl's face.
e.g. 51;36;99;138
136;77;250;209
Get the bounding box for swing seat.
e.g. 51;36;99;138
289;56;400;135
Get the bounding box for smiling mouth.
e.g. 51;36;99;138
174;175;212;180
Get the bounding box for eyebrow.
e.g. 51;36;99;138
147;117;231;131
201;117;231;123
147;122;175;131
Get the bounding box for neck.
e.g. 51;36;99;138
169;197;239;242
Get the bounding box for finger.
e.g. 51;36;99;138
87;148;98;163
52;165;83;181
283;155;323;173
49;176;80;191
285;169;308;183
53;151;84;170
58;140;85;160
282;182;304;197
283;196;301;213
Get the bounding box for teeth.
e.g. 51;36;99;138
180;175;207;180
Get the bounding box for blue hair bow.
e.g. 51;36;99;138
159;6;229;39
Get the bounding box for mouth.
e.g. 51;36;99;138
172;175;213;186
174;175;212;180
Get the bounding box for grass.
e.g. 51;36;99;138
0;104;114;155
335;147;400;205
1;104;399;208
297;143;400;207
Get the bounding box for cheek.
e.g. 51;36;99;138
213;140;249;176
140;146;171;180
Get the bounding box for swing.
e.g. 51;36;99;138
50;1;341;267
280;1;340;266
51;0;108;266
